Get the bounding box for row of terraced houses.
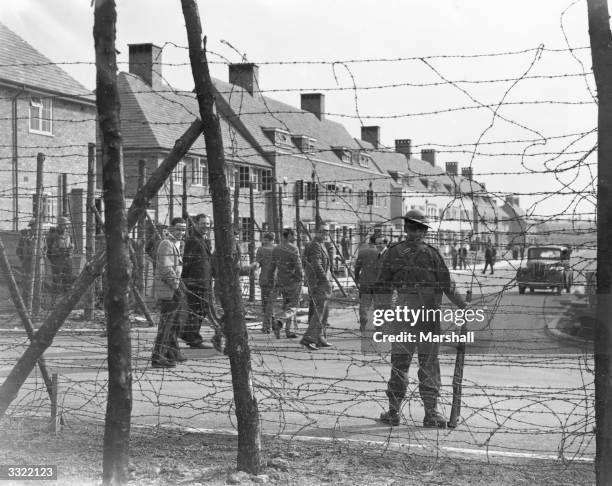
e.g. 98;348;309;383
0;23;538;264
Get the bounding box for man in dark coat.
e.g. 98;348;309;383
377;209;467;427
300;223;332;350
180;214;221;350
483;241;496;275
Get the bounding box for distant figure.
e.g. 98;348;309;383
46;216;74;294
301;224;332;350
354;235;383;332
17;219;37;280
271;228;303;339
459;245;467;270
483;242;496;275
340;228;350;261
450;243;458;270
252;233;276;335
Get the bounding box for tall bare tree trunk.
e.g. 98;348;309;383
94;2;132;484
0;120;204;420
587;1;612;483
180;0;261;473
85;143;97;320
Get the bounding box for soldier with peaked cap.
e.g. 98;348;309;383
376;209;467;427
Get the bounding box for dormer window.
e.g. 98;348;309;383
263;127;293;148
292;135;317;153
332;146;352;164
358;153;372;168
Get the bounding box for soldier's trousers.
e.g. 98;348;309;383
387;339;441;412
303;284;331;343
260;284;275;330
152;299;182;361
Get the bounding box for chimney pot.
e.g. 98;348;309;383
229;63;259;95
361;126;381;148
129;43;163;88
395;139;412;158
301;93;325;121
421;149;436;166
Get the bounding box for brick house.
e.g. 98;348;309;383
0;22;96;245
118;47;392;258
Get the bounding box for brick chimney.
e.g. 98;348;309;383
421;149;436;166
301;93;325;120
513;197;520;207
361;126;380;148
229;63;259;95
129;43;163;88
445;162;458;176
395;139;412;158
461;167;473;180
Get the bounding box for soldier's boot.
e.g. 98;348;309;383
423;407;447;428
380;394;401;426
379;409;400;426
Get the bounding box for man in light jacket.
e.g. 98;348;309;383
151;217;187;368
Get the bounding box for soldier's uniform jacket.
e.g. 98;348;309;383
303;239;330;289
17;228;35;264
46;229;73;263
271;242;303;288
181;233;213;292
377;239;463;312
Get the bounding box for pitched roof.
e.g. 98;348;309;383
214;80;386;174
0;22;93;103
118;73;270;167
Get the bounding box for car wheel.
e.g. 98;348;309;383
555;286;562;295
518;285;525;295
529;287;534;293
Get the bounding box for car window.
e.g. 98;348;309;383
528;248;561;259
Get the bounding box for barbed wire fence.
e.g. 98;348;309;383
0;11;600;479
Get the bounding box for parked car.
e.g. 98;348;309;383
516;245;573;295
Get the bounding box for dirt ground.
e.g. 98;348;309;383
0;420;595;486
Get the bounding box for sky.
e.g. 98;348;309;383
1;0;599;220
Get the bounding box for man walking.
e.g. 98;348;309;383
483;241;496;275
300;223;332;350
354;234;383;332
17;219;37;286
377;209;467;427
46;216;74;295
180;214;222;350
459;245;467;270
271;228;302;339
252;232;276;334
151;217;187;368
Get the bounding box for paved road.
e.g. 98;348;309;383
0;268;595;462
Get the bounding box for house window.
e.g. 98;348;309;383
190;157;208;186
33;193;56;223
173;162;185;184
261;170;273;191
238;166;250;189
305;182;316;201
240;217;252;242
359;154;371;168
29;97;52;134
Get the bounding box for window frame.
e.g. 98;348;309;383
29;96;53;135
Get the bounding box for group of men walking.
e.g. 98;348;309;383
150;215;339;367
